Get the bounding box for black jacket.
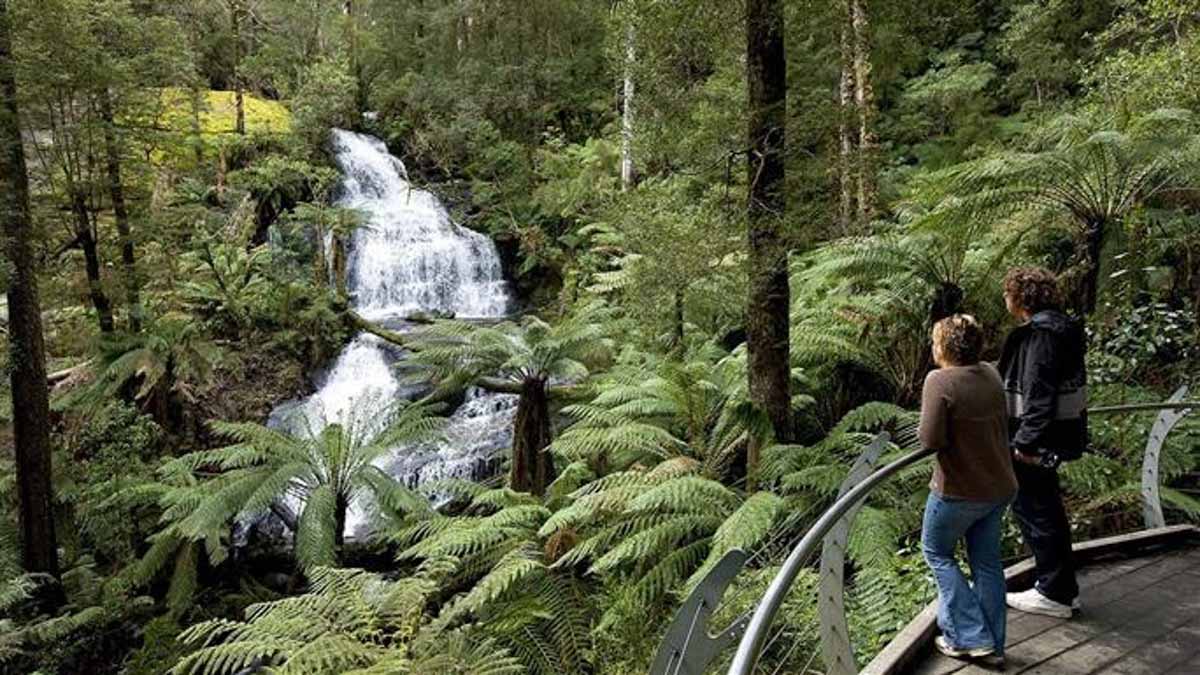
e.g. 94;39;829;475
998;310;1089;461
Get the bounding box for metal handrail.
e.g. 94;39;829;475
726;394;1198;675
726;445;934;675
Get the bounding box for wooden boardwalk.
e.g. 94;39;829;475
908;542;1200;674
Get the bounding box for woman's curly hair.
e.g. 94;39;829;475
932;314;984;366
1003;266;1063;314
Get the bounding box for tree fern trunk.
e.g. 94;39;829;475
745;0;793;474
1079;218;1106;315
334;494;348;553
100;89;142;332
0;0;60;582
512;378;555;496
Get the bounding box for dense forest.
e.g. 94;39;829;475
0;0;1198;673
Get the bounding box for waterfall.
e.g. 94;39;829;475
265;129;516;540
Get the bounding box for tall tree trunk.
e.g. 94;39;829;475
837;21;856;234
849;0;876;224
0;0;60;581
230;0;245;135
99;90;141;332
620;18;636;192
511;378;555;496
745;0;792;484
344;0;367;113
72;190;115;333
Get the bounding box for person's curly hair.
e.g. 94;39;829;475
932;314;984;366
1003;266;1063;315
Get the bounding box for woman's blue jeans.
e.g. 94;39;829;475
921;492;1011;654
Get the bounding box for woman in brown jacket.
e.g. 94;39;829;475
919;314;1018;666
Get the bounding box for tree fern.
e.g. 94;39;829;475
133;399;444;612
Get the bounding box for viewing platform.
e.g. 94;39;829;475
889;526;1200;675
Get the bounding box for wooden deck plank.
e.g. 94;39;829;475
883;528;1200;675
1101;621;1200;674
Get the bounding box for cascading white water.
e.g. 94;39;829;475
334;130;510;320
267;129;516;539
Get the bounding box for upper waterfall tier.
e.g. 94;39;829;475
331;129;511;320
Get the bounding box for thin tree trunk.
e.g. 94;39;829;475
745;0;792;483
620;18;636;192
189;84;205;163
72;190;115;333
511;378;555;496
673;288;685;349
837;21;856;234
344;0;367;113
0;0;60;581
230;0;245;135
99;90;141;332
849;0;876;224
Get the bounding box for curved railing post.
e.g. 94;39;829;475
1141;386;1190;529
817;434;888;675
649;549;751;675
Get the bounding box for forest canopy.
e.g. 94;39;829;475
0;1;1198;673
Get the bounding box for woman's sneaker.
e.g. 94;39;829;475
935;636;994;660
1006;588;1073;618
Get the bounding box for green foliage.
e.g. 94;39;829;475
552;346;771;474
409;304;615;394
133;399;444;613
57;402;163;564
290;58;360;156
172;566;524;675
57;316;223;430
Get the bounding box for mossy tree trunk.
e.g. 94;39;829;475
511;377;556;496
849;0;877;224
0;0;60;582
745;0;792;487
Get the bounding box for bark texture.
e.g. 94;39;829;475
849;0;876;224
0;0;60;578
620;19;636;192
511;378;556;496
745;0;793;466
837;21;856;234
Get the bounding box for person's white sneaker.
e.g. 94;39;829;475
934;636;994;659
1006;587;1073;618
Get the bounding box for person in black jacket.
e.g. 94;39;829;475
998;267;1087;619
